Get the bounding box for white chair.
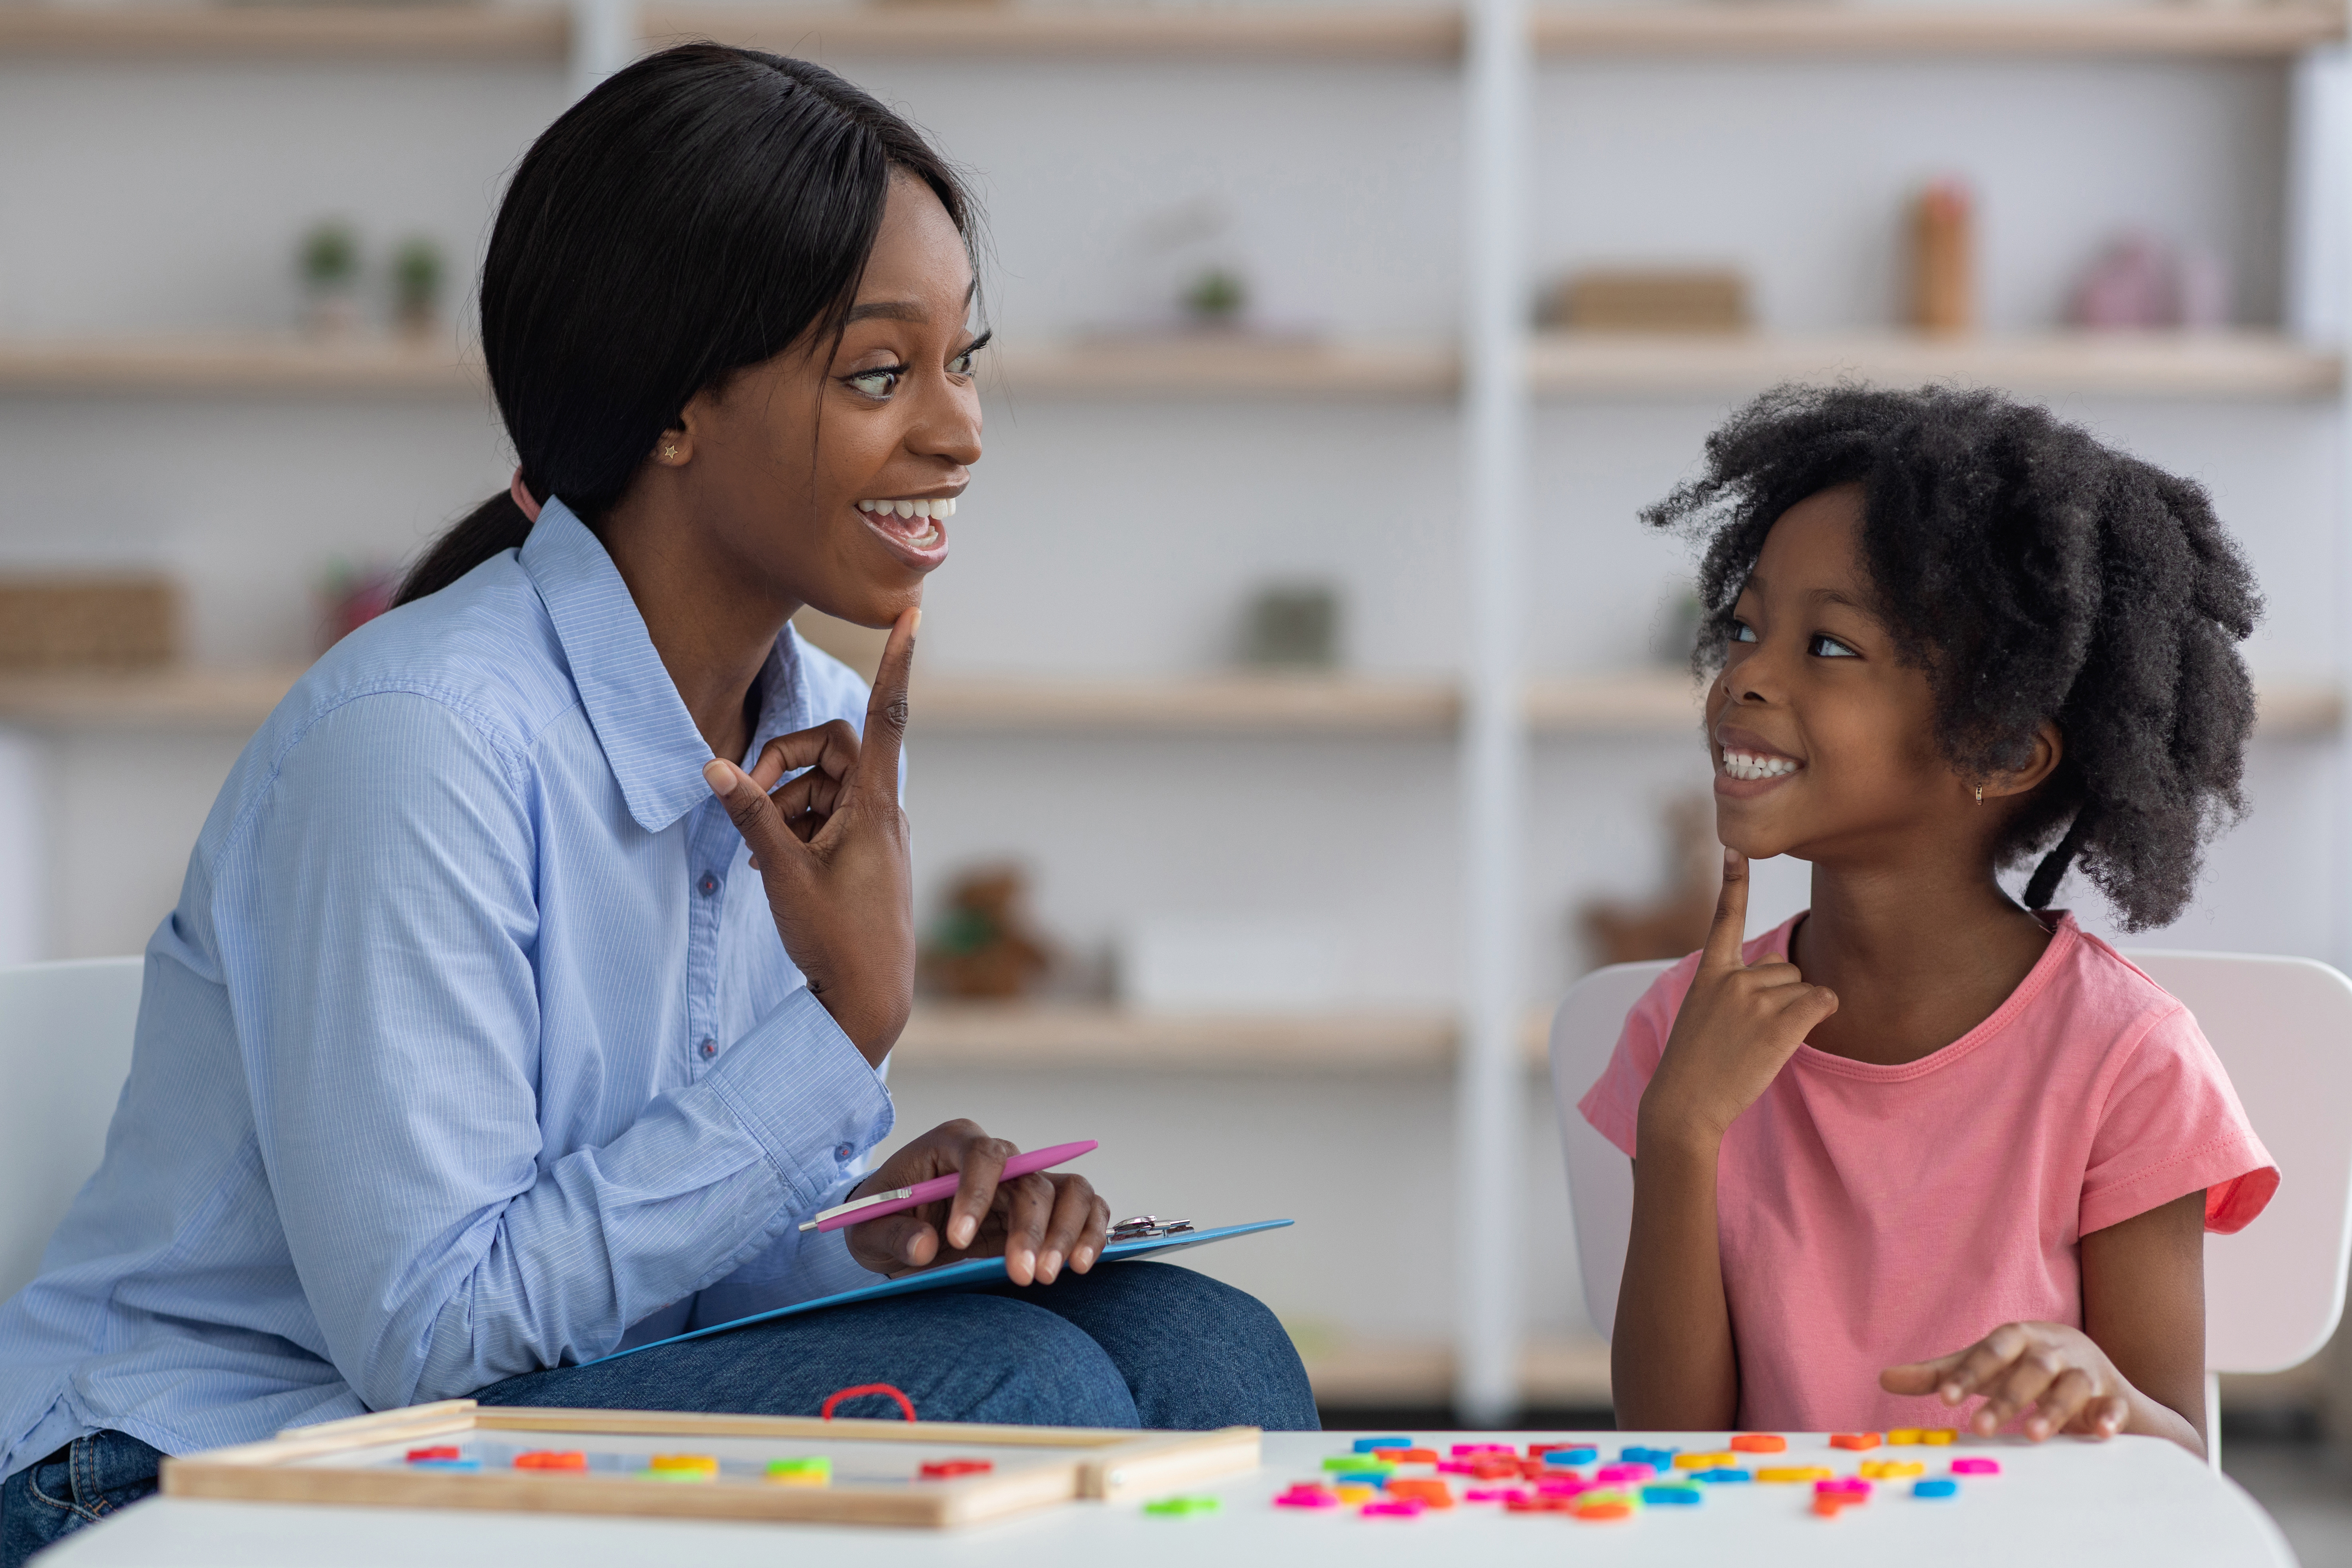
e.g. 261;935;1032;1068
1549;950;2352;1471
0;957;144;1300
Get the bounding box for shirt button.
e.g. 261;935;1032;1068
834;1143;854;1161
698;873;718;896
699;1039;717;1060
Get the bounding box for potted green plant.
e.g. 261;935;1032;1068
391;236;445;340
298;219;360;337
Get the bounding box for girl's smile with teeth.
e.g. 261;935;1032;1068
1720;748;1800;781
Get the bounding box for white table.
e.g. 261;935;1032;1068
42;1430;2297;1567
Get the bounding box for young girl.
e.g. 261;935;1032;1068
1579;385;2277;1455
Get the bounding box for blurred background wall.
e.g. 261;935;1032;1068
0;0;2346;1433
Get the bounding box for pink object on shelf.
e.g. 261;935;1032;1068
1593;1463;1654;1483
1449;1443;1513;1457
1361;1499;1425;1518
1816;1478;1871;1495
1275;1489;1340;1510
1465;1487;1529;1503
1951;1458;2002;1476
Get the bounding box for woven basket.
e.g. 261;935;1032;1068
0;574;180;670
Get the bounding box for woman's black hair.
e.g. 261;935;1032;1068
395;43;972;607
1646;383;2262;931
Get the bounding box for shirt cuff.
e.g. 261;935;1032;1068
702;987;895;1213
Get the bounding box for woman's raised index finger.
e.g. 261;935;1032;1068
853;607;919;799
1700;846;1751;971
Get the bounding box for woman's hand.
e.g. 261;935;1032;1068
1637;847;1839;1152
840;1120;1112;1285
703;609;918;1065
1881;1322;2133;1441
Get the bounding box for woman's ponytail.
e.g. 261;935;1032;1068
393;490;534;608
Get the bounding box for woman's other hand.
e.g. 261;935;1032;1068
1881;1322;2132;1441
1637;847;1839;1152
841;1119;1113;1284
703;608;918;1065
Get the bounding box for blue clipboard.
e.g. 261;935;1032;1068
588;1218;1294;1365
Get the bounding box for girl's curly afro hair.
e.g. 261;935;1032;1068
1645;383;2261;932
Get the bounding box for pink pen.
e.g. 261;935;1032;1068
796;1140;1099;1233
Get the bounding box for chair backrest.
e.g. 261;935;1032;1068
1548;950;2352;1375
0;958;144;1300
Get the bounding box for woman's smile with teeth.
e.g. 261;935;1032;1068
856;496;957;521
856;495;954;552
1721;749;1800;781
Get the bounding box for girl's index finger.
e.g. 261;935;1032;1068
852;607;919;801
1700;846;1752;972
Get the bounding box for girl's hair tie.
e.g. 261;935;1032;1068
509;468;543;524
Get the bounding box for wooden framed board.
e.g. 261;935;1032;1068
161;1399;1261;1528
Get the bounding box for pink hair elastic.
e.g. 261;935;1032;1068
509;468;543;523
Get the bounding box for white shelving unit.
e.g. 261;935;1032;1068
2;1;2346;1417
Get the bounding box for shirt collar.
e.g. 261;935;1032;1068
521;500;809;834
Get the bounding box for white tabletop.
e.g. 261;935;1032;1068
43;1430;2296;1568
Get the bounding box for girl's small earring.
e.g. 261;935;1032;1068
662;443;679;461
1974;784;1984;805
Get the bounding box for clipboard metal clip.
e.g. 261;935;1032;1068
1108;1215;1195;1243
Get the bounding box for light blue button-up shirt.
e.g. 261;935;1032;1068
0;502;897;1480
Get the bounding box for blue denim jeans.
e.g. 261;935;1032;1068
476;1261;1319;1430
1;1430;165;1568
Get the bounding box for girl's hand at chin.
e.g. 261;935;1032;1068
1637;847;1840;1150
838;1119;1112;1286
1880;1322;2132;1440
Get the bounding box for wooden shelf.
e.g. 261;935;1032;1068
0;335;1455;400
896;1003;1459;1071
6;5;2328;67
0;665;309;730
0;5;568;63
1302;1333;1612;1408
647;4;1463;62
0;336;482;398
920;673;1459;734
1526;669;1700;734
7;332;2332;401
991;338;1457;399
1530;331;2344;401
1537;4;2343;58
2;665;2334;745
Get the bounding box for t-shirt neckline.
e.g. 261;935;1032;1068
1762;909;2080;1083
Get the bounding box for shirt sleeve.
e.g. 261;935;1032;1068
2080;1002;2279;1237
219;692;894;1411
1576;955;1702;1160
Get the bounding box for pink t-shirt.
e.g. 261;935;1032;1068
1578;911;2277;1434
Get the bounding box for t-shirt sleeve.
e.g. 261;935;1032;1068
1576;956;1702;1160
2080;1002;2279;1237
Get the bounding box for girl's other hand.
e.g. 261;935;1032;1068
1637;847;1839;1150
1880;1322;2131;1440
839;1119;1112;1286
704;608;918;1064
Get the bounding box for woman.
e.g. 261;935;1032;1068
0;46;1311;1564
